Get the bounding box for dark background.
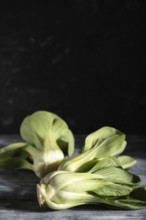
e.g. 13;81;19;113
0;0;146;134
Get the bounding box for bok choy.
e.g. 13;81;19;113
0;112;146;211
0;111;74;178
59;126;127;172
37;168;145;210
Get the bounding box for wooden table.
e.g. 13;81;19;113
0;135;146;220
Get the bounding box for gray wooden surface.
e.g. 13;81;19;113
0;135;146;220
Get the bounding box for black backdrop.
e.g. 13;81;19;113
0;1;146;134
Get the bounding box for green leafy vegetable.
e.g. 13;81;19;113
0;111;74;178
59;126;126;172
0;112;145;211
37;169;144;210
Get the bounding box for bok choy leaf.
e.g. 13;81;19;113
59;126;126;172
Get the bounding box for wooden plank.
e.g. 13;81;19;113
0;201;146;220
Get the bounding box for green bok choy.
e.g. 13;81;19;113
0;111;74;178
